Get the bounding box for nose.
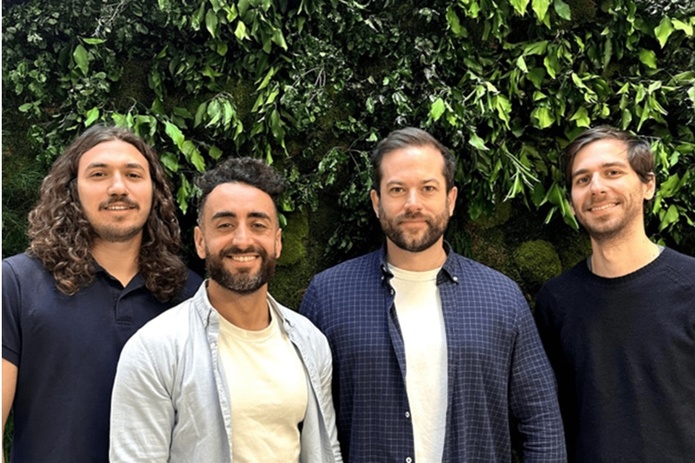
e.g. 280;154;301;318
404;189;422;211
232;224;253;247
107;173;128;196
589;173;606;195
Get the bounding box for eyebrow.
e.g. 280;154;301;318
572;161;629;179
84;162;147;170
211;211;272;221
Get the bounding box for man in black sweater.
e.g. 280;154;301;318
535;125;695;462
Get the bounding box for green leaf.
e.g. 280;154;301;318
164;121;185;147
553;0;572;20
672;19;693;36
205;9;218;38
516;55;528;72
532;0;551;21
84;107;100;126
509;0;530;16
569;106;590;127
531;106;555;129
638;49;657;69
468;133;489;151
82;37;106;45
73;45;89;75
430;97;446;121
660;204;679;231
160;152;180;172
209;145;223;160
654;17;674;48
446;6;466;37
234;21;248;41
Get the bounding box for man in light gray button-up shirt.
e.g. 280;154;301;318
110;157;342;463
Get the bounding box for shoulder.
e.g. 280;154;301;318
306;250;382;294
127;297;195;349
448;252;523;296
3;253;47;276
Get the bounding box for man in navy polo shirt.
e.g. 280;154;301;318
2;125;201;463
300;127;566;462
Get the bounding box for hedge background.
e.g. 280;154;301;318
2;0;694;456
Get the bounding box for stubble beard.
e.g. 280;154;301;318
378;205;450;253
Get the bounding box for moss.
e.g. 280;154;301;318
513;240;562;289
470;200;512;230
278;210;309;267
467;227;517;280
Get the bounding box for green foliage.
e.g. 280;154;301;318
3;0;694;261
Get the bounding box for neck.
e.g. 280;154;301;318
386;238;447;271
90;236;142;286
589;232;660;278
206;281;271;331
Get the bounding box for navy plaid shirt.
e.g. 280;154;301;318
300;243;566;462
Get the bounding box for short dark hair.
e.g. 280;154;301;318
371;127;456;194
27;124;188;301
196;157;286;222
564;125;655;191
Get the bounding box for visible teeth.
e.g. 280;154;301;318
590;204;616;211
231;256;255;262
107;206;130;210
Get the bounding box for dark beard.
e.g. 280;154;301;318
379;208;449;253
205;245;276;295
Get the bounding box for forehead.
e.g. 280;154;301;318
379;145;445;184
78;140;149;172
572;138;630;172
202;182;277;220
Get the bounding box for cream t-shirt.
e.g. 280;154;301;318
217;310;308;463
390;264;448;463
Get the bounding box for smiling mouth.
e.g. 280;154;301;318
229;255;257;262
588;203;618;212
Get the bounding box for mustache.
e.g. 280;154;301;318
220;245;267;257
99;196;138;209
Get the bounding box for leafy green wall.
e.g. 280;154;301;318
3;0;694;300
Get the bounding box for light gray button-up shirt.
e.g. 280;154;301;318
110;282;342;463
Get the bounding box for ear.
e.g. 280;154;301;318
643;174;656;201
370;189;380;218
447;186;458;217
275;227;283;259
194;226;207;259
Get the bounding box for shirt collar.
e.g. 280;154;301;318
379;241;459;285
192;281;293;329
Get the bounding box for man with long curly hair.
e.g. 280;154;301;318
2;124;201;463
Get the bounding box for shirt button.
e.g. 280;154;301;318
405;411;410;418
405;457;413;463
453;276;459;282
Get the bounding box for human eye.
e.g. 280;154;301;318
423;185;437;193
389;186;404;195
574;176;589;186
126;171;144;179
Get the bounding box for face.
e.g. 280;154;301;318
569;138;655;242
77;140;153;243
195;182;282;295
370;145;457;253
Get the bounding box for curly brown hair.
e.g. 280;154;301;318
27;124;188;301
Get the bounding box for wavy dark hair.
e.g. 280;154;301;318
371;127;456;195
27;124;188;301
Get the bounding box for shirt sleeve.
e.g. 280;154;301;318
508;294;567;462
3;259;22;366
109;332;175;463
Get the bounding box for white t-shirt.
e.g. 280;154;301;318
217;310;308;463
389;264;448;463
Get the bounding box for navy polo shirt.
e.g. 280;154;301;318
2;253;201;463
